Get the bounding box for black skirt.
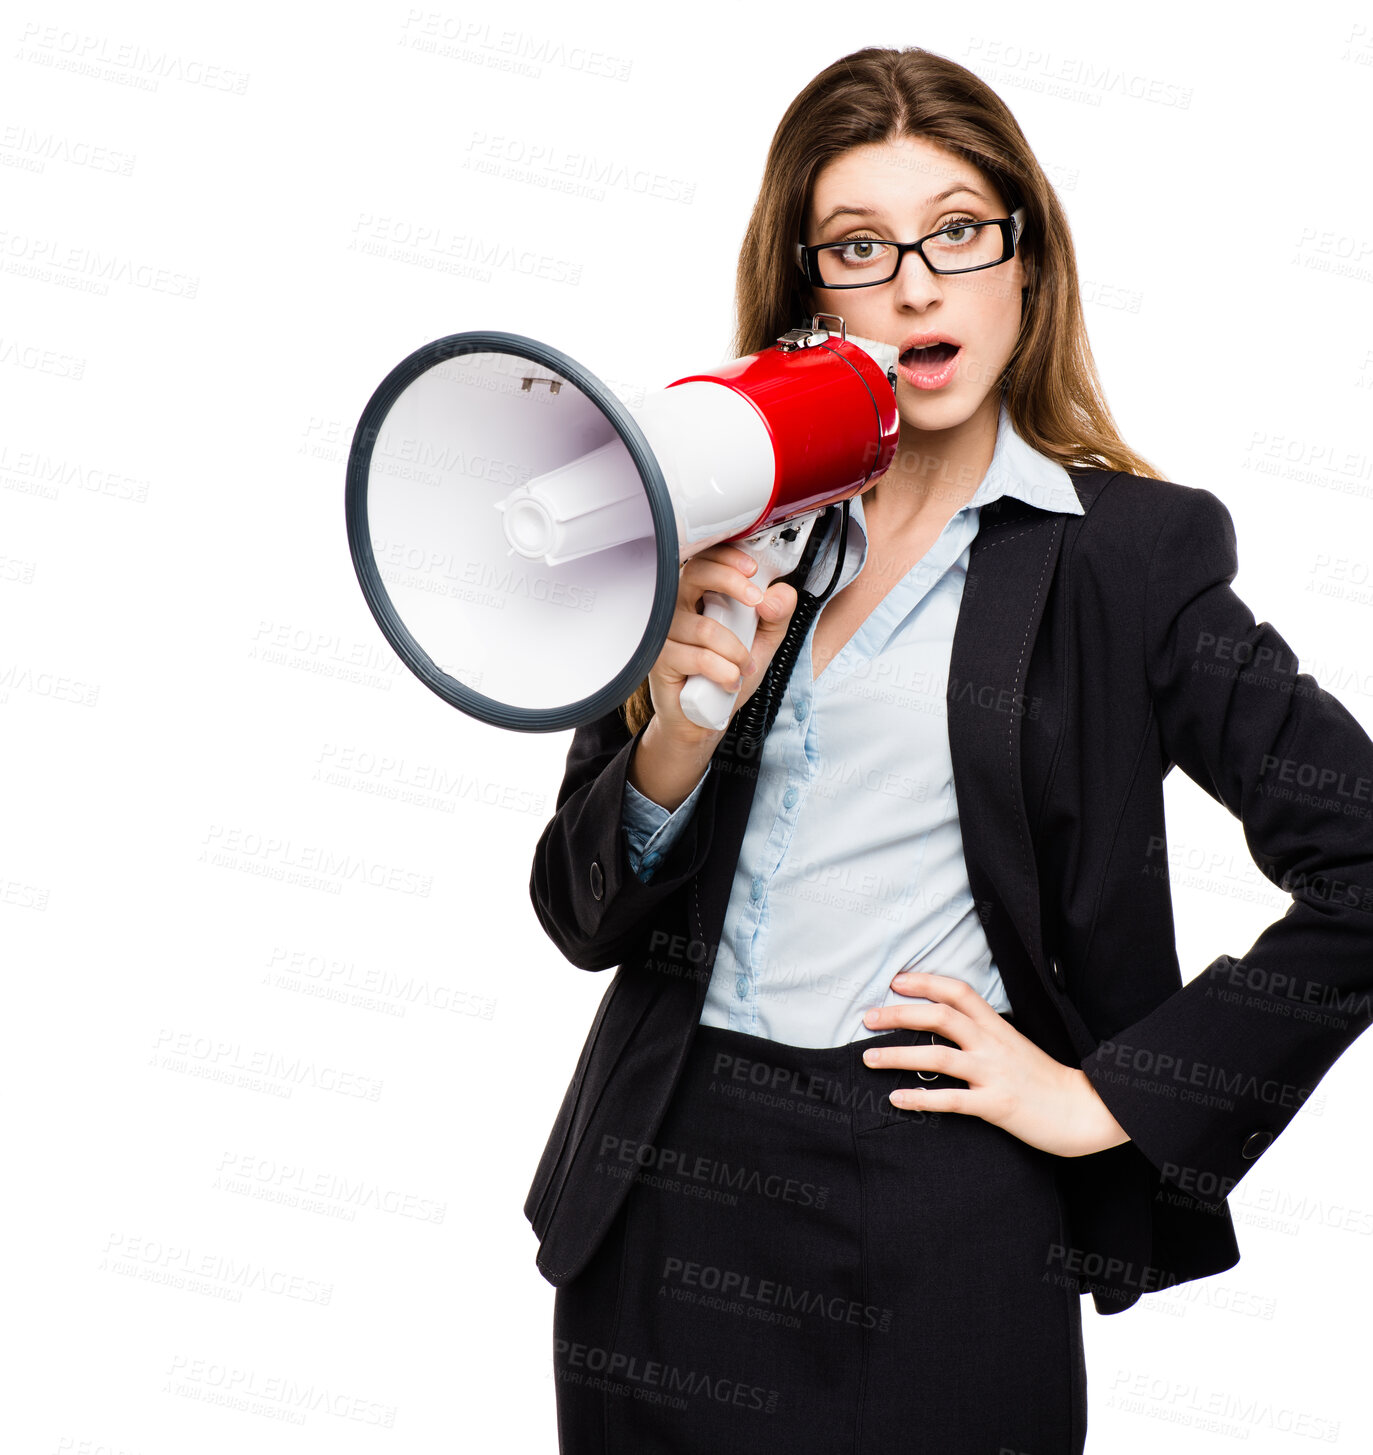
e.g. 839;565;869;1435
552;1014;1087;1453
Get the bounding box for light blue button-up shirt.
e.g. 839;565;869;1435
621;404;1085;1046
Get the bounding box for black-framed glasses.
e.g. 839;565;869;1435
796;206;1025;288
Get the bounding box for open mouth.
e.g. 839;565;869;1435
900;342;960;367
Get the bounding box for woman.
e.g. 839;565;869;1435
526;45;1373;1454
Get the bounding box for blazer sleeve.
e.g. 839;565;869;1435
1079;483;1373;1210
529;705;722;970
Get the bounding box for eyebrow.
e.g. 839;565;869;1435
815;183;989;232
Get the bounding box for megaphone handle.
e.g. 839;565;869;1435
679;523;816;733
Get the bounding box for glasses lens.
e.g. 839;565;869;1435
815;221;1007;284
925;220;1006;272
815;238;898;286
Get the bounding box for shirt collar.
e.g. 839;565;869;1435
974;401;1085;515
847;401;1084;540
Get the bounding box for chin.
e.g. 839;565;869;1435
895;391;972;434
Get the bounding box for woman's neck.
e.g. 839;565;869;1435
861;394;1000;544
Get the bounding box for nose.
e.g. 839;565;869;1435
888;247;944;310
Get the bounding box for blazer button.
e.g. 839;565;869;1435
1049;955;1066;990
1240;1129;1273;1160
589;859;604;902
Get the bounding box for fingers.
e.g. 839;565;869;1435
679;550;767;615
667;549;767;689
889;971;1000;1025
665;610;754;685
668;638;752;690
862;1037;959;1073
754;580;797;631
683;542;758;580
653;546;800;706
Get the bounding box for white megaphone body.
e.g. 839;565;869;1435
345;313;900;733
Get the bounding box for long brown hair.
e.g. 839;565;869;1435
622;44;1161;734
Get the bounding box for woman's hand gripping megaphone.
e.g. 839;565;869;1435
652;519;814;740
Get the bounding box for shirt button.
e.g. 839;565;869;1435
589;859;604;901
796;698;809;721
644;851;660;866
783;787;798;810
735;974;749;999
750;876;764;901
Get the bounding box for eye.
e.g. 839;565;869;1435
934;214;980;245
834;235;892;268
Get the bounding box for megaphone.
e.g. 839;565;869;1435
344;312;899;733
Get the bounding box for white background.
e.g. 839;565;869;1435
5;2;1373;1450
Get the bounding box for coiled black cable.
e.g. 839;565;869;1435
723;496;851;761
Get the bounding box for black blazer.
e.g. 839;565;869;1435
524;466;1373;1316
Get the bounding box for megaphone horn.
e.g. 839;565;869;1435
346;313;899;733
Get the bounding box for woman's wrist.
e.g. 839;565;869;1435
628;714;719;812
1065;1068;1132;1156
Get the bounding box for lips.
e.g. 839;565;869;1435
895;334;962;391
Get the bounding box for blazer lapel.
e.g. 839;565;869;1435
947;495;1074;1028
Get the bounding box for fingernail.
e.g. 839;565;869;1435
746;584;763;603
746;655;757;673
